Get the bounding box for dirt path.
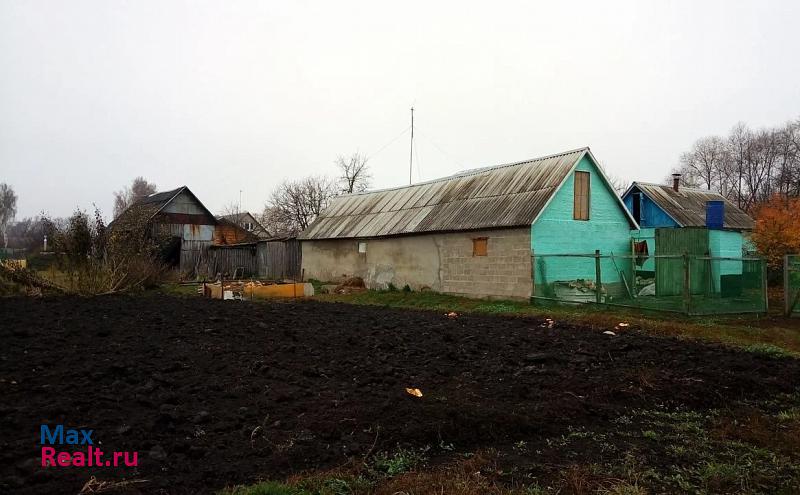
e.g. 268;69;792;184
1;295;798;494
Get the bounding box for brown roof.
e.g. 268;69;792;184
300;147;635;240
627;182;754;230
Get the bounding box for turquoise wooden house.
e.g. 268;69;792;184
300;147;638;300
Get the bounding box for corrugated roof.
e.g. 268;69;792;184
628;182;754;230
300;147;630;240
134;186;186;208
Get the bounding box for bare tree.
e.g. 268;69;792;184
113;177;157;218
678;136;727;190
263;176;337;235
336;152;371;194
258;206;296;237
674;117;800;212
0;183;18;248
220;201;243;224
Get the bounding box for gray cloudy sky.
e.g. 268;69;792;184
1;0;798;219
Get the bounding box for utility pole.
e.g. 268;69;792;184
239;190;242;214
409;107;414;185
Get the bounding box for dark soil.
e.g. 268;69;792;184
1;295;798;494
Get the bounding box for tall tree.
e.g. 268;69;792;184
0;183;18;248
336;152;371;194
751;196;800;269
113;177;157;218
678;136;727;190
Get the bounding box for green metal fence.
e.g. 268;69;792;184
531;252;767;315
786;255;800;317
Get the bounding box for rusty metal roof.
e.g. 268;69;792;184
300;147;624;240
626;182;754;230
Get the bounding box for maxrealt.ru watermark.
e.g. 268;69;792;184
40;425;138;467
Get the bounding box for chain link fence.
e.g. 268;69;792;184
786;255;800;317
532;252;767;315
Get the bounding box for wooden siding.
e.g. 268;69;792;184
623;193;679;228
180;240;212;275
258;239;302;280
205;245;258;278
177;239;301;280
531;156;634;283
214;221;257;245
654;228;709;296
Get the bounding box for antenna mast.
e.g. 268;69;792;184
409;107;414;185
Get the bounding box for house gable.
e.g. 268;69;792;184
531;155;635;256
623;185;680;228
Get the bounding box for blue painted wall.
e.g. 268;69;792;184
623;187;680;228
532;156;634;284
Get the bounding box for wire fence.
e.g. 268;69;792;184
786;255;800;317
532;252;767;315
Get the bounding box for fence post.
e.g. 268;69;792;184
530;249;536;302
682;252;690;315
630;239;637;299
595;249;602;304
759;258;767;314
785;255;790;317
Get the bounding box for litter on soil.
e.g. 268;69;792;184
1;295;798;494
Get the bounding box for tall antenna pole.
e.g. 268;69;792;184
409;107;414;185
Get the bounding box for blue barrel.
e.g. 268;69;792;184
706;200;724;229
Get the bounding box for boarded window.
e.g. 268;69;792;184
573;171;590;220
472;237;488;256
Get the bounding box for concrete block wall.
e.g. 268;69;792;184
300;227;533;299
439;228;532;299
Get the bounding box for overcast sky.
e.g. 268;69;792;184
1;0;799;219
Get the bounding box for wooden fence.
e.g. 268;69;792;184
257;239;301;280
183;239;301;281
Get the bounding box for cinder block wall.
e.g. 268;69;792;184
301;227;532;299
438;228;532;299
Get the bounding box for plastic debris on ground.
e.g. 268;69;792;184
405;388;423;398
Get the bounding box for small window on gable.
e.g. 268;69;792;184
472;237;488;256
573;171;590;221
358;241;367;253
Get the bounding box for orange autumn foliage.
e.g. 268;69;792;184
751;196;800;269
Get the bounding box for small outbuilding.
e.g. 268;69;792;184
622;177;756;297
299;147;638;299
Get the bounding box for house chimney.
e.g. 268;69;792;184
672;173;681;192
